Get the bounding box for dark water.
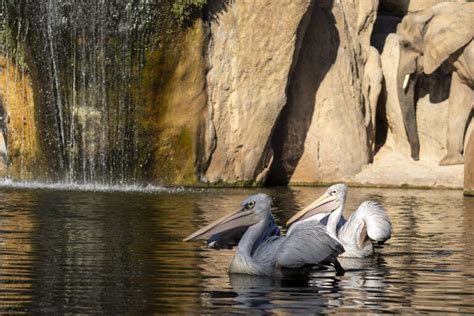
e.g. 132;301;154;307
1;185;473;314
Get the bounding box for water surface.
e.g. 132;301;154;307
1;186;473;313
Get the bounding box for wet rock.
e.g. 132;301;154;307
0;56;39;180
136;20;208;185
76;106;102;162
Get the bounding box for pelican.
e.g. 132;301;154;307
184;193;345;276
287;184;392;258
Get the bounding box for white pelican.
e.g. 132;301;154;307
287;184;392;258
184;193;345;276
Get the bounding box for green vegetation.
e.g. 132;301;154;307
171;0;207;25
3;26;29;72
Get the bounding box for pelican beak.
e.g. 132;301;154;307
286;192;339;226
183;208;260;242
403;74;410;92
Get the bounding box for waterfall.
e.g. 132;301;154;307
3;0;156;184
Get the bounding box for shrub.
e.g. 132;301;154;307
171;0;207;25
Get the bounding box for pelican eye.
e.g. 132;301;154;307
245;201;256;210
329;190;337;196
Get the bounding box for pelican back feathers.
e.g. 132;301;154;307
337;200;392;257
276;220;344;268
358;201;392;243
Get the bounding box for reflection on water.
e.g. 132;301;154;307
0;186;473;313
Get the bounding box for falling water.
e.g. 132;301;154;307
2;0;157;185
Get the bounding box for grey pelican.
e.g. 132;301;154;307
287;184;392;258
184;193;345;276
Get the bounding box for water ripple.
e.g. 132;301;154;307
0;186;473;313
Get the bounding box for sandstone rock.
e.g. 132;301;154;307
267;0;378;184
346;146;463;188
465;130;474;195
203;0;312;183
363;46;383;156
358;0;380;48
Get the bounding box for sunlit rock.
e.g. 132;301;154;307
465;131;474;196
203;0;312;184
346;33;463;188
267;0;377;184
363;46;383;158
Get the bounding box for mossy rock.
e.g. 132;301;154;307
134;19;207;185
464;190;474;197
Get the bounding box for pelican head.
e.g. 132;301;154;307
286;184;348;226
183;193;272;242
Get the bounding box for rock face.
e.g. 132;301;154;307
465;131;474;195
136;20;208;185
364;46;383;157
203;0;312;184
266;0;379;184
289;0;372;183
0;57;39;180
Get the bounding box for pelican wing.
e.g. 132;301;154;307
340;201;392;245
360;201;391;242
275;220;344;269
